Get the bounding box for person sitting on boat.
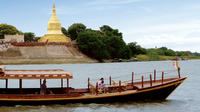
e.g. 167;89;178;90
40;79;47;94
98;78;105;92
101;80;105;90
98;78;103;88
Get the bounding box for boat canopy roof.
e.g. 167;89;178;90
0;69;73;79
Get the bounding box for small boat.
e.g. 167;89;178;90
0;65;187;105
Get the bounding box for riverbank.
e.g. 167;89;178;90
1;56;200;65
0;58;98;65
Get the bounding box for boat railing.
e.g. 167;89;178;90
88;69;180;94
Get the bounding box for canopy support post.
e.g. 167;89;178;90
150;74;152;87
119;80;121;93
141;76;144;89
132;72;134;86
162;72;164;85
40;79;42;86
67;79;69;94
19;79;22;94
88;78;90;92
44;79;46;95
154;69;156;82
109;76;111;85
61;78;63;88
96;82;98;95
178;67;181;79
5;79;8;89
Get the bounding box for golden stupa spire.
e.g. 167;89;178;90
38;1;71;42
53;2;56;15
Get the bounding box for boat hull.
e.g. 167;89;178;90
0;77;187;105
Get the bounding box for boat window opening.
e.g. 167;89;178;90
7;79;19;88
0;79;5;88
46;79;63;88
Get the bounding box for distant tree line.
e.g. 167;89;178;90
0;23;200;61
147;47;200;57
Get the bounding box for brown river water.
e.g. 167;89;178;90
0;60;199;112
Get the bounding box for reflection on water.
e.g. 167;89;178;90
1;60;200;112
0;100;188;112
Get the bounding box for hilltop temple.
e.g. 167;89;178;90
38;3;71;42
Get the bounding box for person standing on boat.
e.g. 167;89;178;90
40;79;47;94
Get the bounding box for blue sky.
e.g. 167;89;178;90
0;0;200;52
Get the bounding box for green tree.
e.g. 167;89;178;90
136;45;147;55
24;32;36;42
61;27;68;37
160;47;168;50
128;42;146;56
156;48;165;55
34;37;41;41
164;49;176;56
100;25;130;59
155;47;176;56
127;42;137;56
104;35;126;59
193;52;200;56
68;23;86;40
120;45;131;59
0;24;20;36
100;25;122;37
76;24;132;60
176;51;191;56
147;51;159;61
77;30;109;60
100;25;113;33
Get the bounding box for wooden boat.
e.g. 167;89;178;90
0;65;187;105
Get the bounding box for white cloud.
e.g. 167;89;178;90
122;20;200;52
133;34;200;52
125;20;200;35
136;34;200;45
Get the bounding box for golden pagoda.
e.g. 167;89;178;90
38;3;71;42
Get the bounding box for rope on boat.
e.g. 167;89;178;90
89;69;178;82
